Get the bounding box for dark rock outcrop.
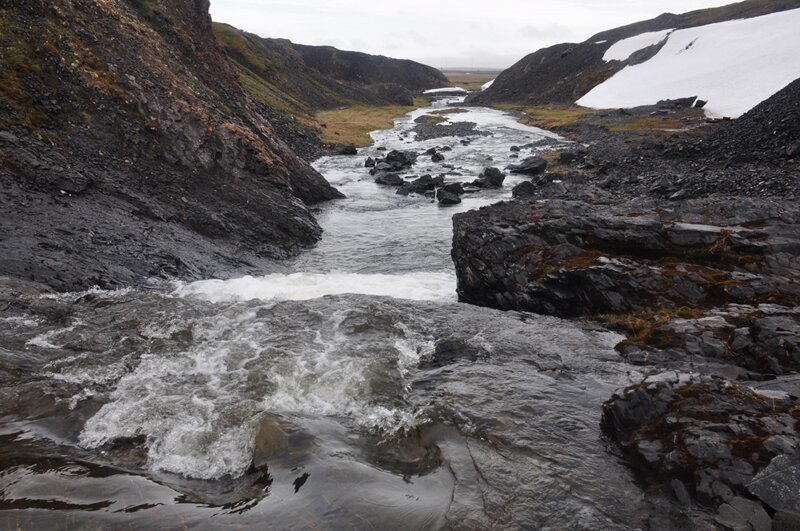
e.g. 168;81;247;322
369;150;419;174
0;0;344;290
397;175;444;196
213;24;444;159
436;190;461;205
452;197;800;316
704;77;800;164
602;373;800;519
508;156;548;175
471;167;506;189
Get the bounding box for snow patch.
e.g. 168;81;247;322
603;29;673;62
579;8;800;118
481;79;495;91
423;87;467;94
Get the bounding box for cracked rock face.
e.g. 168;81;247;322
452;197;800;317
602;375;800;515
0;0;342;290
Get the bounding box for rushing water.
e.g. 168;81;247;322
0;99;662;529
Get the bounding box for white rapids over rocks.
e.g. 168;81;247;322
78;97;568;480
1;97;673;529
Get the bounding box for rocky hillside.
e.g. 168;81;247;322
291;43;448;93
470;0;800;107
213;23;447;158
0;0;343;291
704;77;800;163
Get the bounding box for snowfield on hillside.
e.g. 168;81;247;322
603;29;673;62
578;8;800;118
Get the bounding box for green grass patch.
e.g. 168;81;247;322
317;103;421;147
498;105;597;130
415;114;447;126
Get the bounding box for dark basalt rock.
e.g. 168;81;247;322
471;167;505;188
508;156;547;175
436;190;461;206
442;182;464;195
374;173;404;186
431;152;445;163
451;197;800;317
365;157;376;167
396;175;444;196
748;451;800;524
335;144;358;155
0;0;344;291
369;150;419;175
602;373;800;513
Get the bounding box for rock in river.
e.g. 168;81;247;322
508;156;547;175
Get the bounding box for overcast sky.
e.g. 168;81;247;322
210;1;734;69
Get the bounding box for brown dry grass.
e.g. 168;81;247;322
498;105;598;130
444;72;498;91
316;97;429;146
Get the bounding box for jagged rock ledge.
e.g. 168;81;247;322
451;196;800;522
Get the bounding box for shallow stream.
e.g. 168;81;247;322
0;99;659;529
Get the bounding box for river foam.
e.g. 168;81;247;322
173;271;457;303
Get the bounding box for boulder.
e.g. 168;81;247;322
432;153;445;163
365;157;376;167
436;190;461;205
508;156;547;175
336;144;358;155
369;150;418;175
396;175;444;196
472;167;505;188
748;451;800;520
715;497;772;531
374;173;404;186
442;182;464;195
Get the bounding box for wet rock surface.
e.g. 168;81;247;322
453;196;800;317
412;121;493;141
0;0;343;291
453;190;800;523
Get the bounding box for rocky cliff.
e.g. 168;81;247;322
0;0;344;290
470;0;800;106
213;23;447;158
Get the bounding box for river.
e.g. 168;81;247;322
0;99;660;529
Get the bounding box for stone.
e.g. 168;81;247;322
374;173;404;186
671;479;692;506
436;190;461;205
747;452;800;516
512;180;538;197
715;497;772;531
442;182;464;195
472;167;505;188
336;144;358;155
508;156;547;175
